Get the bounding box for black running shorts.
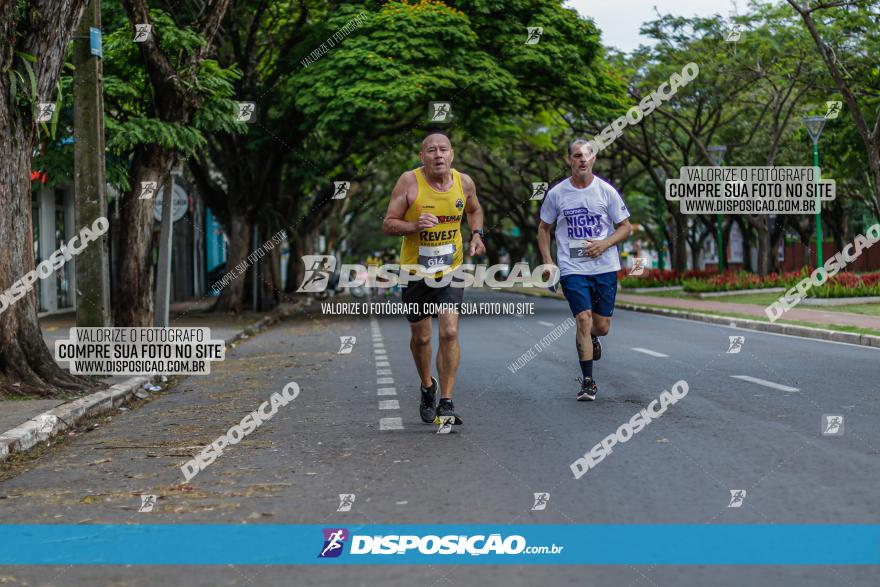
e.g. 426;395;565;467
400;277;465;323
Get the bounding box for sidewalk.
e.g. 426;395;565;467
616;293;880;331
0;300;296;459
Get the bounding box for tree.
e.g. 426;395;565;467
111;0;235;326
787;0;880;219
0;0;90;395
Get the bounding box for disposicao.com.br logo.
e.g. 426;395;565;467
318;528;563;558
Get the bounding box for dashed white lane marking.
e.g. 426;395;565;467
631;347;669;358
379;417;404;431
396;501;408;505
372;321;402;430
730;375;799;392
538;321;555;327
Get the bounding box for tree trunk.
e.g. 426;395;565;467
260;240;281;311
213;210;250;313
0;128;91;395
755;221;770;275
113;145;173;326
0;0;91;395
285;233;305;293
671;213;688;271
689;240;701;271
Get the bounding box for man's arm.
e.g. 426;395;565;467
462;173;486;256
538;221;555;265
583;218;633;258
383;172;434;236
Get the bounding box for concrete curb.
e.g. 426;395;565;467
0;307;289;462
615;302;880;350
800;295;880;306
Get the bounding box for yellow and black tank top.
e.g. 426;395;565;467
400;167;466;278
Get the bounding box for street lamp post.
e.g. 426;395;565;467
802;115;826;267
654;167;667;270
708;145;727;272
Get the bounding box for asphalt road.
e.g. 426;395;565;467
1;289;878;586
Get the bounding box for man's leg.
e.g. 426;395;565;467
409;318;433;388
591;314;611;338
436;310;460;399
575;309;593;363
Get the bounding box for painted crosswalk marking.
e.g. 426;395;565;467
379;417;404;431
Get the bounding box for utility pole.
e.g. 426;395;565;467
73;0;111;327
154;173;175;327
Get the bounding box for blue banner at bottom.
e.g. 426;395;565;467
1;525;877;565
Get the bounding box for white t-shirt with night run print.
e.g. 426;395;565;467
539;175;630;277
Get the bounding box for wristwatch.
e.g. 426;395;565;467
474;229;486;239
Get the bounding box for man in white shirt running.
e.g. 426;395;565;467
537;139;632;400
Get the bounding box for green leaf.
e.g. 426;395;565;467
8;72;16;106
16;51;37;63
23;59;37;101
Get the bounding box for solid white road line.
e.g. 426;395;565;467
379;400;400;410
380;417;404;431
730;375;799;392
377;387;396;396
631;347;669;358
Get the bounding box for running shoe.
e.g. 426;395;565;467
436;399;461;423
420;376;439;423
592;336;602;361
577;377;598;401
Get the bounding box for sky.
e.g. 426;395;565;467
564;0;739;53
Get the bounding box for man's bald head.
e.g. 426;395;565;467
419;133;454;179
421;133;452;153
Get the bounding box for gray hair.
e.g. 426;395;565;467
569;138;594;157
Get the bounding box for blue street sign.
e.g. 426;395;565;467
89;27;102;58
